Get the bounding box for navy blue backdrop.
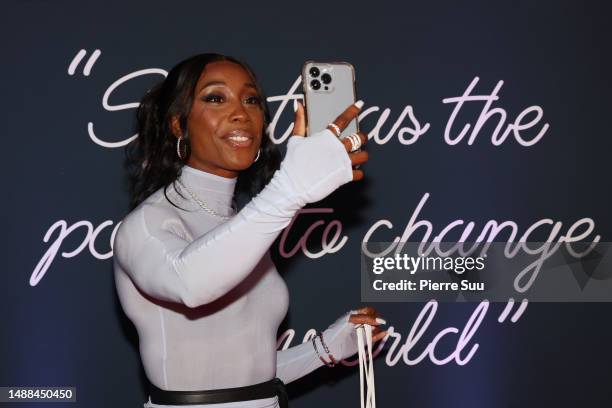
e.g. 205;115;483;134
2;1;611;407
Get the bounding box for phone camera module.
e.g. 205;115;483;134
321;73;332;84
309;67;320;77
310;79;321;90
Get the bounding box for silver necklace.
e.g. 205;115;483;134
175;177;233;221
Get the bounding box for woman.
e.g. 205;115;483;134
113;53;386;408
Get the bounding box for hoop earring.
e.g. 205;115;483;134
176;137;187;160
254;149;261;163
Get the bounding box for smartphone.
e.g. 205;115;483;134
301;61;359;138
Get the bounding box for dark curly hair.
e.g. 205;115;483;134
125;53;281;211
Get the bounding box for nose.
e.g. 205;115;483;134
229;100;250;123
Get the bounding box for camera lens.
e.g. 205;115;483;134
309;67;320;77
321;73;332;84
310;79;321;90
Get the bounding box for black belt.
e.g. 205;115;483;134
149;377;288;407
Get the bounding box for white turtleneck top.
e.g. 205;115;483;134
113;130;361;408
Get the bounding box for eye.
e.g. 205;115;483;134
245;95;262;105
203;94;224;103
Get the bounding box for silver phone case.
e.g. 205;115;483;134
302;61;359;138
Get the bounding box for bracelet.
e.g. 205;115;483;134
311;334;336;367
317;332;338;366
312;336;333;367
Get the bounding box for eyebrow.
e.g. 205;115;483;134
198;80;257;92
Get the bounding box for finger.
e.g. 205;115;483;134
353;306;377;316
352;169;364;181
292;101;306;137
373;331;388;342
358;131;368;146
340;131;369;152
331;100;364;133
349;314;383;326
349;150;369;167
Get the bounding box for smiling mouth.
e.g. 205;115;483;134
223;130;254;148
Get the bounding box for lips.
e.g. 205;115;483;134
222;129;254;148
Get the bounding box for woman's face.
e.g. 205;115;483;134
176;60;264;178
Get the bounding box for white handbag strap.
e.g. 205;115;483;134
356;324;376;408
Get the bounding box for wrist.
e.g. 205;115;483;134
321;311;359;361
311;333;337;367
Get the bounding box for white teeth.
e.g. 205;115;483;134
228;136;249;142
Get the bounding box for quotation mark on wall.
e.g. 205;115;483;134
68;49;101;76
497;298;528;323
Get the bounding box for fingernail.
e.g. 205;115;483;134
375;318;387;325
354;100;364;109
